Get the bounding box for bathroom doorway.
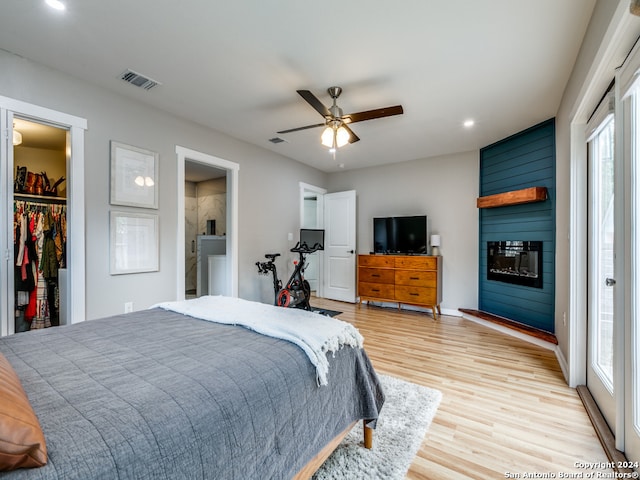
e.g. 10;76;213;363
175;146;239;301
185;162;227;298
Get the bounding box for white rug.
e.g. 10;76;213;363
313;374;443;480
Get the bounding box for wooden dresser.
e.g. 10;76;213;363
357;254;442;318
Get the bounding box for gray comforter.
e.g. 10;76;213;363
0;308;384;479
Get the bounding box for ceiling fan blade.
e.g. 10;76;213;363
277;122;326;134
297;90;331;117
343;105;404;124
343;124;360;144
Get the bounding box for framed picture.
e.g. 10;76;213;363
110;141;158;209
110;211;159;275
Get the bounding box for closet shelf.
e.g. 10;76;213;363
14;193;67;203
476;186;547;209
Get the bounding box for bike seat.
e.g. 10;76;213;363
265;253;280;261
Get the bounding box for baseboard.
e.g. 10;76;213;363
359;300;461;317
576;385;632;474
554;345;571;386
460;309;557;351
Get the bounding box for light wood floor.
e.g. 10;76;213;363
311;297;611;479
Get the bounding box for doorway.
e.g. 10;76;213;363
1;97;86;337
298;183;357;303
185;162;227;298
12;118;68;332
300;182;326;296
175;146;239;301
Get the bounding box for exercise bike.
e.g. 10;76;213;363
256;229;324;310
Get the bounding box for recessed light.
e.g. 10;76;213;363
463;119;475;128
45;0;66;11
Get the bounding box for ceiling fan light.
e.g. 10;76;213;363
335;125;349;148
45;0;66;11
12;130;22;146
321;126;335;148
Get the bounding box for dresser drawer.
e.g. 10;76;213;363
394;256;437;270
395;270;437;287
395;285;437;304
359;282;394;300
359;267;395;284
359;255;395;268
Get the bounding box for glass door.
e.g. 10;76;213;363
587;106;617;433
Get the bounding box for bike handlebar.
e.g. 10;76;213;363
290;241;323;254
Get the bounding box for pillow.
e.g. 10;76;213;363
0;352;47;470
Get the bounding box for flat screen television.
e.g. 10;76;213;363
299;228;324;250
373;215;427;254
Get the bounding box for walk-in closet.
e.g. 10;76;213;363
12;118;68;332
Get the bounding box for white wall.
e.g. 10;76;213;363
555;0;640;376
0;49;327;319
327;150;479;313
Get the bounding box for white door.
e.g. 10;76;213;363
586;103;617;433
323;190;356;302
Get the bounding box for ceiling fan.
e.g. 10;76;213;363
277;87;403;150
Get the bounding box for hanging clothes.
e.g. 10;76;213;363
13;199;67;331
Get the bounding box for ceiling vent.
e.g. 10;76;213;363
269;137;287;144
119;69;161;91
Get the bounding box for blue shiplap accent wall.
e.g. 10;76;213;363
479;119;556;332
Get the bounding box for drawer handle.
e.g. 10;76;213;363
409;276;419;280
372;274;380;277
410;293;419;296
372;289;380;292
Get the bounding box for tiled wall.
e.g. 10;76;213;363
185;178;227;292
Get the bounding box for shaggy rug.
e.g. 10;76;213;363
312;374;443;480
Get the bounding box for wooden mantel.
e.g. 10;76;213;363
476;186;547;209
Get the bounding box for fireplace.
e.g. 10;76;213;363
487;241;542;288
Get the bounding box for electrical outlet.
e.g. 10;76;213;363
124;302;134;313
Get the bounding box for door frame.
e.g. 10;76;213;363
175;146;239;300
0;96;87;336
567;6;640;460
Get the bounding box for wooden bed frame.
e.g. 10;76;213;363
292;421;373;479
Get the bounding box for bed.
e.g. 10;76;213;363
0;296;384;479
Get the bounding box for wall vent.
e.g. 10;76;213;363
119;69;161;91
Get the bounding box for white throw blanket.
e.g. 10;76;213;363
152;296;364;386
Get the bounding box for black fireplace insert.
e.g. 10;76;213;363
487;241;542;288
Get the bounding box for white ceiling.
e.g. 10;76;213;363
0;0;597;173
